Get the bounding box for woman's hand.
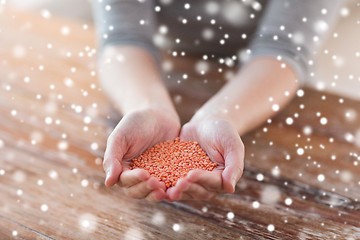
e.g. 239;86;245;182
103;107;180;202
166;118;244;201
98;46;181;202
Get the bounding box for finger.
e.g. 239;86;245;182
124;177;165;199
222;137;245;193
182;183;216;200
166;178;192;201
145;189;166;202
165;192;192;202
186;169;223;193
177;192;192;201
179;122;196;141
103;131;125;187
119;169;150;188
103;157;122;187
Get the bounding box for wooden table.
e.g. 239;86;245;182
1;8;360;240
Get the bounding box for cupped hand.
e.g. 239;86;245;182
103;107;180;202
166;118;244;201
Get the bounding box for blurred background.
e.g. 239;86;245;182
7;0;360;100
1;1;360;238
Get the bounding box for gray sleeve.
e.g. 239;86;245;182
92;0;159;63
247;0;344;85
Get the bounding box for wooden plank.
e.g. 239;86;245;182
0;146;249;240
2;129;359;240
1;84;360;200
272;88;360;144
244;124;360;200
1;7;360;240
0;217;50;240
1;92;360;239
163;167;360;239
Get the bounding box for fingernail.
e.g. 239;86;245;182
105;169;111;182
232;177;237;189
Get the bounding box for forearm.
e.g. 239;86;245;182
98;46;178;120
191;57;299;135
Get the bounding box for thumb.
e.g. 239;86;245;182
221;139;245;193
103;134;124;187
104;159;122;187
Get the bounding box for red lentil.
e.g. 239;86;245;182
130;137;217;188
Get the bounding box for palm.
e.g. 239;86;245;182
103;108;180;202
166;119;244;201
117;109;180;165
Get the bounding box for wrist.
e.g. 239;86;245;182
190;109;235;126
130;104;180;124
97;45;178;120
190;57;298;134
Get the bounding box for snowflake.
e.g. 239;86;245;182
61;26;70;35
267;224;275;232
48;170;58;180
41;204;48;212
81;179;89;187
172;223;181;232
79;213;98;233
320;117;328;125
256;173;264;181
252;201;260;208
261;186;281;205
151;212;165;225
297;148;305;156
284;198;293;206
317;174;325;182
41;9;52;19
226;212;235;220
13;170;26;183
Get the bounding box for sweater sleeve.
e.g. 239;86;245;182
92;0;160;63
247;0;344;85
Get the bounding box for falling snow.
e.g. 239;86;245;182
58;141;69;151
12;171;26;183
41;204;48;212
252;201;260;209
256;173;264;181
226;212;235;220
317;174;325;182
272;104;280;112
261;186;281;205
1;0;359;238
284;198;293;206
48;170;58;180
267;224;275;232
151;212;165;225
61;26;70;35
81;179;89;187
320;117;328;125
79;213;98;233
41;9;52;19
297;148;305;156
172;223;181;232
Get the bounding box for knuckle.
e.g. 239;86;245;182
106;133;116;147
206;192;216;200
196;191;211;200
236;166;244;178
124;189;138;199
102;157;110;169
146;193;157;203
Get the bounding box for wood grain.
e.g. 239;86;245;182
1;7;360;240
0;217;50;240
